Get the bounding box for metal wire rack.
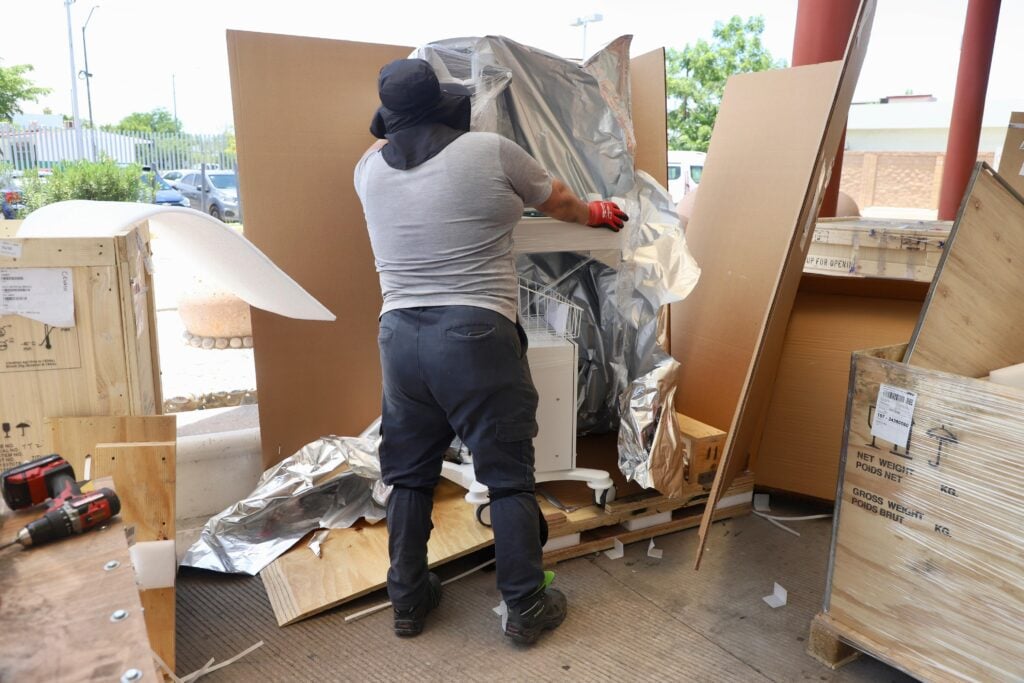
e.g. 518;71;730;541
517;277;582;341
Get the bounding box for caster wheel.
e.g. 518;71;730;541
596;485;617;507
475;503;492;527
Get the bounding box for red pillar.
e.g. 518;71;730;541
937;0;1001;220
792;0;861;217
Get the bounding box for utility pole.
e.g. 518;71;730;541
63;0;85;160
80;5;99;160
571;13;603;61
172;74;178;124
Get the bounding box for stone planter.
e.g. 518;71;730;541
177;282;253;350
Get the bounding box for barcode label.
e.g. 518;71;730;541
872;384;917;448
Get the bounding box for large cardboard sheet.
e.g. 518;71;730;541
672;0;875;566
906;164;1024;377
227;32;411;468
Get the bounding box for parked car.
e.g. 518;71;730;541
1;172;24;219
176;169;241;222
667;151;706;204
160;169;192;187
141;170;190;208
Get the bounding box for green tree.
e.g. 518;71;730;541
666;16;786;151
0;61;52;122
105;108;183;134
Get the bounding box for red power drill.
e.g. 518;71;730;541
2;454;79;510
1;488;121;550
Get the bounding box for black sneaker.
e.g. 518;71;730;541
393;572;442;637
504;587;567;645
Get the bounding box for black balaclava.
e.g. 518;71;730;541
369;59;471;170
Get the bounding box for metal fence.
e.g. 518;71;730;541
0;125;236;174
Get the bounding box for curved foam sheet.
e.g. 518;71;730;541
18;200;335;321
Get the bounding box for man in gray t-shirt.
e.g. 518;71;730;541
354;58;626;645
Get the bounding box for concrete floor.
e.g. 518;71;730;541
175;503;914;682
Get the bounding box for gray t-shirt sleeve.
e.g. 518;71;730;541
498;137;553;207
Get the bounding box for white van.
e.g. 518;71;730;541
667;151;706;204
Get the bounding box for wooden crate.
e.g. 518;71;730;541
804;217;950;282
814;344;1024;681
0;225;161;468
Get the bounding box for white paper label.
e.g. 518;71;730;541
0;240;21;259
0;268;75;327
871;384;917;448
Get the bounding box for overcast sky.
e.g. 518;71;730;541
3;0;1023;133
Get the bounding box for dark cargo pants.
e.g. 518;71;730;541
378;305;544;610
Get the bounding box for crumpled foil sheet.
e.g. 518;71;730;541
617;353;689;496
179;434;386;575
415;35;635;200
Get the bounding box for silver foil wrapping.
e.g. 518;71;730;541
180;435;386;575
415;35;635;199
418;35;701;491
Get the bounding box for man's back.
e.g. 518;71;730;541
355;131;551;321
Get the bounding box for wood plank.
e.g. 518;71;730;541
824;348;1024;682
906;164;1024;377
996;112;1024;197
683;0;876;568
49;417;177;671
544;502;750;566
228;31;412;469
0;235;117;267
261;479;494;626
0;477;158;682
49;415;177;476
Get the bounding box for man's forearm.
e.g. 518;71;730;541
537;179;589;224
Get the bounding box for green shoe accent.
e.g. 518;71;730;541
542;570;555;589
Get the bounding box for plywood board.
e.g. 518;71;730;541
228;32;411;469
997;112;1024;197
262;479;494;626
0;229;161;468
678;0;875;567
630;48;668;187
754;285;922;500
824;347;1024;681
906;164;1024;377
49;415;177;475
0;477;158;682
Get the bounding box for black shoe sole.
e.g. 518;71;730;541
504;611;567;645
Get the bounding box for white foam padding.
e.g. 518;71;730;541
130;540;177;589
989;361;1024;389
18;201;335;321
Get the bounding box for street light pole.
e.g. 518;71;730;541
63;0;85;160
80;5;99;160
570;13;604;61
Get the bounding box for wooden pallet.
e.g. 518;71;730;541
262;438;752;627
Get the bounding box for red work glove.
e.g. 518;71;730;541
587;200;628;232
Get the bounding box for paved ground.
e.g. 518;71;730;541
150;237;257;404
175;501;913;682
